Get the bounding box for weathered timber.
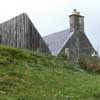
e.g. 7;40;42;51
0;13;50;54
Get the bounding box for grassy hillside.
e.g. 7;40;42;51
0;45;100;100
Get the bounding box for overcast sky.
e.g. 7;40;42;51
0;0;100;54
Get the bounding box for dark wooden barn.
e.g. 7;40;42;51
0;13;50;54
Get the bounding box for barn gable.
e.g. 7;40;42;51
0;13;50;54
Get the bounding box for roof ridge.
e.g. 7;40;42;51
44;29;69;38
0;13;29;25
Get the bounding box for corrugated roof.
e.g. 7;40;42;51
43;29;73;56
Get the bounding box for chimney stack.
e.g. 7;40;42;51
69;9;84;33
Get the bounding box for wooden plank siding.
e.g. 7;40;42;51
0;13;50;54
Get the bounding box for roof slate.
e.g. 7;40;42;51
43;29;73;56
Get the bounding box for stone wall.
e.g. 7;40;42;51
59;32;96;60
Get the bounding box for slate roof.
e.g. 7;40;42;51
43;29;73;56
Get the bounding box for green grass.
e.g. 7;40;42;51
0;45;100;100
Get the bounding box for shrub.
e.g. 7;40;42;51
79;57;100;72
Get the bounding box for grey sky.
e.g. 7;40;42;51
0;0;99;54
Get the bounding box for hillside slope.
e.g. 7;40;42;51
0;46;100;100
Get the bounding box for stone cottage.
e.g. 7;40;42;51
44;9;97;60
